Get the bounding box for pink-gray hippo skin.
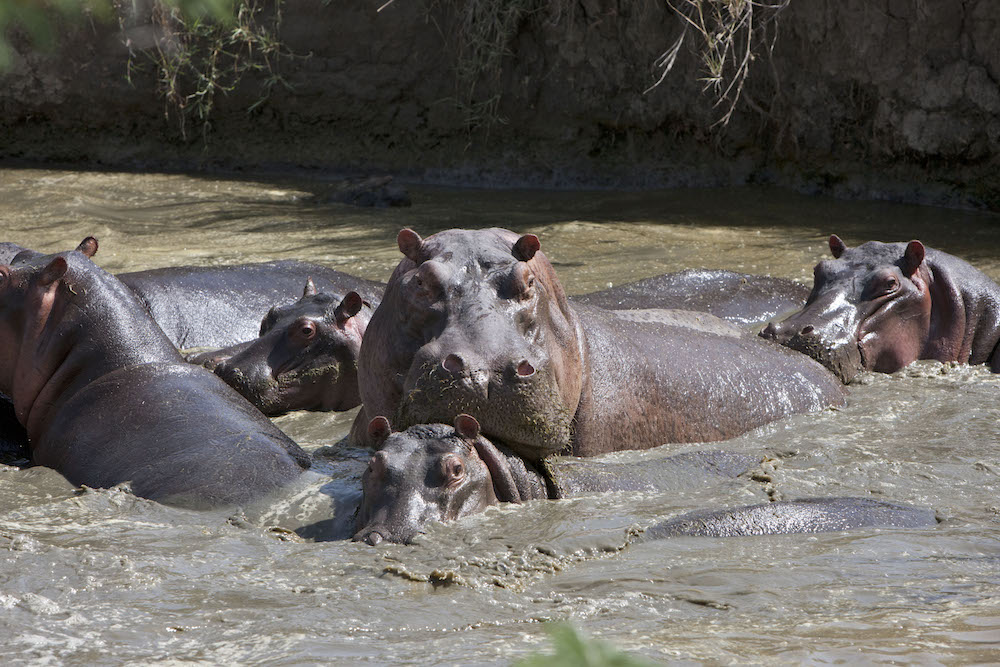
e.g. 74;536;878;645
352;228;846;460
189;281;373;416
353;415;935;545
760;235;1000;383
573;269;810;327
0;240;312;508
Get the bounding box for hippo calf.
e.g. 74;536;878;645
0;240;311;508
354;228;845;460
353;416;935;545
353;415;764;545
761;235;1000;382
190;280;374;416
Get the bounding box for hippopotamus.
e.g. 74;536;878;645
353;416;935;545
353;228;846;460
7;238;384;350
0;240;311;508
189;280;374;416
760;235;1000;383
642;496;937;538
572;269;809;327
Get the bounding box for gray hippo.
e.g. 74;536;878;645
353;228;846;460
760;235;1000;383
573;269;809;327
0;241;311;508
352;416;935;545
190;280;374;416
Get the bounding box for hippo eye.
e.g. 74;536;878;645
883;277;899;293
441;455;465;486
289;318;317;343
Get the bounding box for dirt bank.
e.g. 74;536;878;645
1;1;998;209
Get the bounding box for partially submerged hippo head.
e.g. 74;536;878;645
192;280;370;416
353;414;532;545
761;235;931;383
357;228;585;460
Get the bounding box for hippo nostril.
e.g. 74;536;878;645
516;360;535;377
800;325;814;335
443;354;464;373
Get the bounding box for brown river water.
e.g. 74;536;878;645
1;168;999;664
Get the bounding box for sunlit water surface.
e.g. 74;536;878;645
1;168;999;664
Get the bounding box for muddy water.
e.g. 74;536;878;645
1;168;999;664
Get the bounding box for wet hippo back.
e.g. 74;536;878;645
35;363;310;507
120;260;384;349
644;497;937;538
573;269;809;327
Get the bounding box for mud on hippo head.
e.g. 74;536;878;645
353;414;530;545
191;280;370;416
357;228;584;460
760;234;930;383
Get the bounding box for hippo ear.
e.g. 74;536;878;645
470;436;523;504
512;234;540;262
336;291;364;321
397;228;424;264
453;413;481;440
829;234;847;259
38;256;68;287
76;236;99;258
302;277;317;298
902;240;925;277
368;416;392;444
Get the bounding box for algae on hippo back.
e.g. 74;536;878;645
354;227;846;461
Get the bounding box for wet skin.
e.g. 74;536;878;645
760;235;1000;383
573;269;809;327
354;227;846;461
0;242;311;508
353;416;935;545
190;283;374;416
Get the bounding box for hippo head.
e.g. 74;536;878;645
760;235;931;383
353;414;526;545
357;228;585;460
192;281;370;416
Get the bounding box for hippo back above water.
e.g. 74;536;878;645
573;269;809;327
761;235;1000;382
355;227;845;460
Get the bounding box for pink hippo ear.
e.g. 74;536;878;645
336;291;364;321
38;256;68;287
397;228;424;264
368;416;392;443
902;240;926;277
512;234;540;262
302;277;317;298
75;236;99;258
454;413;481;439
829;234;847;259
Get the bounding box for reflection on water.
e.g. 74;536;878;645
1;167;999;664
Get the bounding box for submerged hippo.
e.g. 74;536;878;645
0;240;311;507
760;235;1000;383
573;269;809;327
353;228;845;459
190;280;374;416
353;416;935;545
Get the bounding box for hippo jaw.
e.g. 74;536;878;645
353;423;500;545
